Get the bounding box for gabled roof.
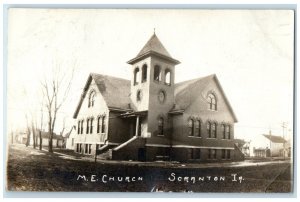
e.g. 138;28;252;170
263;134;286;143
34;130;63;140
73;73;131;118
174;74;238;122
127;33;180;65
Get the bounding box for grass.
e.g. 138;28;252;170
6;144;293;192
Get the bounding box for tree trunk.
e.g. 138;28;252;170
39;130;42;150
48;120;53;153
32;125;36;149
26;127;30;147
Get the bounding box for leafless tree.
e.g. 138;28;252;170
25;114;31;147
41;60;74;153
39;106;44;150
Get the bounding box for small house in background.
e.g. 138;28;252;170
29;130;64;148
234;139;251;157
253;131;287;158
65;125;76;150
15;129;29;144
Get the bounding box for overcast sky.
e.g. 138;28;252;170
7;9;294;146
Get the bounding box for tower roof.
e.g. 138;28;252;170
137;33;172;58
127;33;180;65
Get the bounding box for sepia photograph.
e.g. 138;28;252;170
5;8;294;194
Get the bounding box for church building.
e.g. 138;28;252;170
72;33;244;162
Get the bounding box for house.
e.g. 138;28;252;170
65;125;76;150
29;130;64;148
253;131;287;157
15;129;29;144
72;33;244;162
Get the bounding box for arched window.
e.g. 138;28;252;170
90;117;94;134
80;120;84;134
158;117;164;136
97;116;101;133
165;69;171;85
88;91;96;108
195;120;201;137
142;64;147;82
188;119;194;136
154;65;161;82
134;67;140;85
207;122;211;138
86;118;90;134
208;93;217;110
212;122;217;138
101;116;106;133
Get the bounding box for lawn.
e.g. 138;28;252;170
6;144;293;192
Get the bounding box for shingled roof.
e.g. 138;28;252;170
263;134;286;143
174;74;238;122
127;33;180;65
73;73;131;118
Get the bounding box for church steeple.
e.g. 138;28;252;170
127;33;180;65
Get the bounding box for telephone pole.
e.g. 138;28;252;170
281;122;287;158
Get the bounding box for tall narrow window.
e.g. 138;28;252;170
165;69;171;85
154;65;161;81
222;124;226;139
188;148;193;159
212;123;217;138
195;120;201;137
101;116;105;133
194;148;200;159
188;119;194;136
142;64;147;82
134;68;139;85
90;117;94;134
208;93;217;110
227;150;231;159
86;119;90;134
88;91;95;108
97;116;101;133
222;149;226;159
158;117;164;136
80;120;84;134
226;125;231;139
77;121;80;134
207;122;211;138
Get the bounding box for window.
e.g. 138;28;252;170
222;149;226;159
72;138;74;146
227;150;231;159
226;125;231;139
79;144;82;153
222;124;226;139
88;144;92;154
77;121;80;134
188;148;193;159
194;148;201;159
195;120;201;137
165;69;171;85
88;91;95;108
85;144;88;154
188;119;194;136
86;119;90;134
209;149;217;159
158;117;164;136
76;144;79;152
101;116;106;133
154;65;161;81
90;117;94;134
97;116;101;133
208;93;217;110
137;90;142;101
134;68;140;85
212;123;217;138
207;122;211;138
142;64;147;82
80;120;84;134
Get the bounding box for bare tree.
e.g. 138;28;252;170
41;60;74;153
25;114;31;147
39;106;44;150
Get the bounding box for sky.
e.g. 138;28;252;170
7;9;294;147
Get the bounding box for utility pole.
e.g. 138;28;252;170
281;122;287;158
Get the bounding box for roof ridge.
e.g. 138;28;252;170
90;72;130;81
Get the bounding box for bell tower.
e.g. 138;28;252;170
127;33;180;135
